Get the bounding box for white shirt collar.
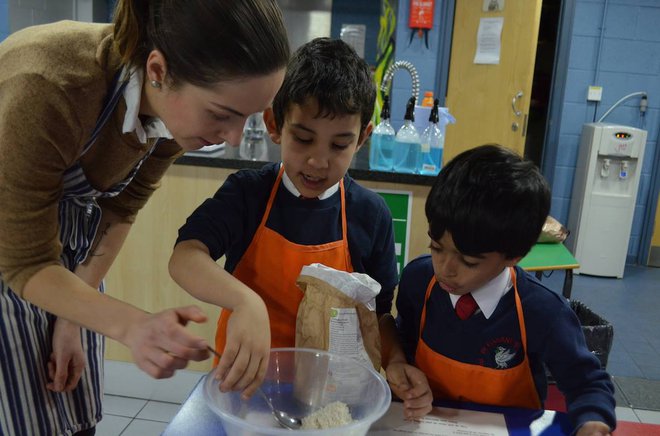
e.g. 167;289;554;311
280;163;340;200
448;267;512;319
119;67;173;143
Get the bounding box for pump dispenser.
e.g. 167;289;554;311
392;97;421;173
369;95;396;171
418;99;444;175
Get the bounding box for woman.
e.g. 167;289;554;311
0;1;289;434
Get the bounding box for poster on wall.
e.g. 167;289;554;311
474;17;504;64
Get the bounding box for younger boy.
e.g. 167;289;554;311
381;145;615;435
170;38;398;397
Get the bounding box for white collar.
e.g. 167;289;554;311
448;267;512;319
119;67;173;143
280;163;340;200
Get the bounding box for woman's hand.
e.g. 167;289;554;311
123;306;210;379
386;362;434;419
214;293;270;400
46;318;86;392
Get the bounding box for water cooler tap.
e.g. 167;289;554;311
600;159;610;178
619;160;629;180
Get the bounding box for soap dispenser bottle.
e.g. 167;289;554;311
392;97;421;174
369;95;396;171
418;99;443;175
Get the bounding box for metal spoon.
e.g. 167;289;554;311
207;347;302;430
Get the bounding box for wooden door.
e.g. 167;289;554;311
444;0;543;162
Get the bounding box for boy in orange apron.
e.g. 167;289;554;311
381;145;615;435
169;38;398;399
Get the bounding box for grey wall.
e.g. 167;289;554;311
8;0;108;33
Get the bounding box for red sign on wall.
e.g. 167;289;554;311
409;0;434;29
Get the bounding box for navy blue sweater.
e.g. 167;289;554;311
396;255;616;431
177;163;398;314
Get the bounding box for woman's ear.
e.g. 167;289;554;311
145;49;168;86
263;108;282;144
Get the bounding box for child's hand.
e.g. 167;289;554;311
215;293;270;399
576;421;611;436
386;362;433;419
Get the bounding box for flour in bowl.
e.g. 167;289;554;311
301;401;353;430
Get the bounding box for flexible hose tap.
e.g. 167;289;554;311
380;60;420;103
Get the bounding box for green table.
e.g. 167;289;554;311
518;243;579;299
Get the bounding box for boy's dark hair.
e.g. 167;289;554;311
271;37;376;132
425;145;551;259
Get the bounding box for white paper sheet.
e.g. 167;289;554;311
370;402;508;435
474;17;504;65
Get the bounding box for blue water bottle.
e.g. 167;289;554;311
392;97;421;174
418;99;443;175
369;95;396;171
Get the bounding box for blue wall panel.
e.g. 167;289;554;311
389;0;445;131
556;134;581;167
0;0;8;42
568;36;600;70
574;2;605;36
609;0;660;8
551;198;571;226
636;7;660;42
642;140;657;173
565;69;595;103
603;4;639;39
560;102;590;136
599;39;660;74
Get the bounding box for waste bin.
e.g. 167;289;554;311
570;300;614;369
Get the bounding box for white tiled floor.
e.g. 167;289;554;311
97;361;203;436
113;418;168;436
96;415;131;436
96;396;179;436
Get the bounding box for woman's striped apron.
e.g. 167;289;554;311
0;73;159;435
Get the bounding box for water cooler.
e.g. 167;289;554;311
566;123;647;278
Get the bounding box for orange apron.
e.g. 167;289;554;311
415;268;542;409
215;166;353;354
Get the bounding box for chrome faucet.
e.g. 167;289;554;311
239;112;268;161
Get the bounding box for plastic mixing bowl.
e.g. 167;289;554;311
204;348;391;435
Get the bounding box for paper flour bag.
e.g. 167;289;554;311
295;263;381;371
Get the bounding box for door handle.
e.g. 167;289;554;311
511;91;523;117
